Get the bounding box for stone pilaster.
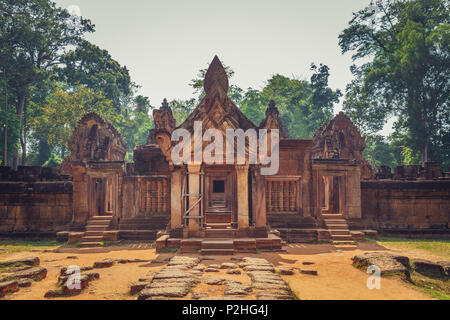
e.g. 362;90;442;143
170;168;183;229
253;166;267;227
187;164;202;231
236;165;249;229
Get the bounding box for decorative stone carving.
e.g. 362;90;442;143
66;113;127;163
154;56;257;163
312;112;366;162
179;56;256;133
259;100;289;138
153;99;176;133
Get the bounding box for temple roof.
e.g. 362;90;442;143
178;56;256;133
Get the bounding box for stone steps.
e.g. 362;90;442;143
329;229;350;235
82;236;104;242
325;224;349;230
202;239;234;249
84;230;104;237
205;228;235;238
205;223;232;230
80;242;103;248
80;215;113;248
322;213;354;245
200;248;234;255
90;215;113;220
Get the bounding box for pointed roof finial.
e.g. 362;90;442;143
266;100;279;116
269;100;276;108
204;55;229;95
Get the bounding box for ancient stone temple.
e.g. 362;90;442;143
58;56;367;250
0;56;448;248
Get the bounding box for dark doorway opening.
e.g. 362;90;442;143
212;180;225;193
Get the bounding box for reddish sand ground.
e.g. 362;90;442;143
0;242;432;300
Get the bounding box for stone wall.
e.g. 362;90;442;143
0;182;73;235
358;180;450;235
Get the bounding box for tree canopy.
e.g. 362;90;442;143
241;64;342;139
339;0;449;168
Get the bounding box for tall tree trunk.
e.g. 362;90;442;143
2;68;7;167
3;125;6;167
20;98;27;165
12;93;25;170
422;141;429;166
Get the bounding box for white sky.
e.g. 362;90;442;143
54;0;394;136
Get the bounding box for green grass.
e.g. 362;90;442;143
408;272;450;300
0;238;61;256
102;240;156;248
366;236;450;260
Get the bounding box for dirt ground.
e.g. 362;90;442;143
0;242;435;300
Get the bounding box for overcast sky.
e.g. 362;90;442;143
53;0;394;135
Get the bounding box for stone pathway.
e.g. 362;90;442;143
132;256;295;300
239;257;294;300
138;256;201;300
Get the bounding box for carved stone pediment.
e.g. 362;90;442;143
312;112;366;163
67;113;127;163
178;56;256;134
154;56;258;164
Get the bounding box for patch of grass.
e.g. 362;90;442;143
158;246;179;253
407;271;450;300
367;236;450;260
102;240;156;248
0;238;60;256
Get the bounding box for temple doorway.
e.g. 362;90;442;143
204;168;235;226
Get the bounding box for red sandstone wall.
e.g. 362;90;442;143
360;180;450;233
0;182;73;235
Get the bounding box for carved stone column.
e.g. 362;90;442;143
187;164;201;231
236;165;249;229
170;168;183;229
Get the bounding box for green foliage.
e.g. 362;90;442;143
0;0;95;166
340;0;450;166
363;135;401;168
43;153;62;167
241;64;341;139
30;85;119;153
119;95;154;154
58;40;133;108
169;98;197;125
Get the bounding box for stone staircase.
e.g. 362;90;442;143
80;215;113;248
322;213;354;245
200;239;234;255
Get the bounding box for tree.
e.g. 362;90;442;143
169;98;197;125
363;134;401;168
339;0;449;167
0;0;94;168
30;85;119;157
58;40;133;108
119;95;154;157
241;64;341;139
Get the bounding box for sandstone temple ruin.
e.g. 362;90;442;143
0;56;448;252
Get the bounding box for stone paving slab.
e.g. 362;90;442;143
241;257;293;300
